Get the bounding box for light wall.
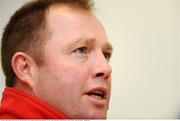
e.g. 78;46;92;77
0;0;179;119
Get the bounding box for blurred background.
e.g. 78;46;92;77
0;0;179;119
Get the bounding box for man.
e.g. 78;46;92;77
0;0;113;119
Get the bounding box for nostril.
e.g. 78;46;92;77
95;72;110;79
96;73;104;77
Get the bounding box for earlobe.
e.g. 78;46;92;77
11;52;37;89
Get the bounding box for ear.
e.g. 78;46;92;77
11;52;38;89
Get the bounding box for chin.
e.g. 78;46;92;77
69;104;108;119
71;110;107;119
91;115;106;119
85;111;107;119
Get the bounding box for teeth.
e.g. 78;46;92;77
91;94;103;99
88;90;104;99
93;90;103;95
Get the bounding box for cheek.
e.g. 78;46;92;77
60;64;90;86
34;63;90;108
37;61;90;93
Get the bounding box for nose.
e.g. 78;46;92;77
91;52;112;80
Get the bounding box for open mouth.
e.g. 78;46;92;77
86;88;107;100
87;90;105;99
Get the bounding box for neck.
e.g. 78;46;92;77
14;79;35;96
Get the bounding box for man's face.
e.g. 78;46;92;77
33;5;112;119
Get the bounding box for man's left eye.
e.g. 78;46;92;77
74;47;88;55
103;52;111;61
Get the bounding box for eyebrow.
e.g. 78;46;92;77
67;38;113;52
66;38;93;50
104;42;113;52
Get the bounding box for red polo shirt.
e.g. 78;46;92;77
0;87;68;119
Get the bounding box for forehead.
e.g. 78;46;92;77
45;5;111;49
46;5;100;29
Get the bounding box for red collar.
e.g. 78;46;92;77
0;87;68;119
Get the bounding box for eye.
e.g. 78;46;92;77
73;47;88;55
103;52;111;61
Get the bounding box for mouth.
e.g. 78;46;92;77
87;89;106;100
84;87;108;105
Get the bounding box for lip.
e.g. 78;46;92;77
84;86;109;107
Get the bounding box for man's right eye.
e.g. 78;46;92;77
73;47;88;55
